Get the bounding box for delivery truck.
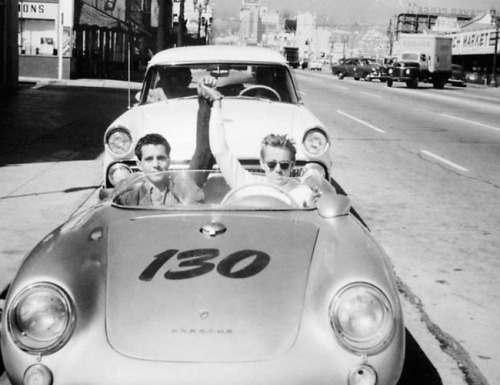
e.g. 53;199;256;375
386;34;452;89
283;46;300;68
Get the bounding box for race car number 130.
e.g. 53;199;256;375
139;249;271;281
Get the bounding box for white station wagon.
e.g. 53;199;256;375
101;45;332;196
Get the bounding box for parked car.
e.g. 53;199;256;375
0;170;406;385
448;64;467;87
309;60;323;71
99;45;333;198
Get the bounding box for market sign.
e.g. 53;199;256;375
452;29;499;55
18;2;58;20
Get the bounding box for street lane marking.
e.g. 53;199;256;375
440;114;500;132
421;150;468;172
337;110;386;133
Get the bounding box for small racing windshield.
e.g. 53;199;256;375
111;170;324;210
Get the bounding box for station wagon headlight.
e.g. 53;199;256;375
303;128;329;157
330;283;395;355
8;283;75;354
106;127;132;156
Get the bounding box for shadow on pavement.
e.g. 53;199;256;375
0;84;131;167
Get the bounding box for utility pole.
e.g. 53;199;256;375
177;0;185;47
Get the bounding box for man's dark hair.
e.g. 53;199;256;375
135;133;171;160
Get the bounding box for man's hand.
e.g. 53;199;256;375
198;82;223;106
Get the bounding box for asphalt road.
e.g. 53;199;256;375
1;75;499;385
295;69;500;385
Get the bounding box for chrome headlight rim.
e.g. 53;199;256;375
302;127;330;158
105;126;133;157
330;282;396;355
7;282;75;355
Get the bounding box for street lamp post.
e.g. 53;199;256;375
490;9;499;87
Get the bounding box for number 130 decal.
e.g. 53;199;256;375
139;249;271;281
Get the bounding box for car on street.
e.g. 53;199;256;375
0;161;406;385
353;58;387;82
331;57;383;80
309;60;323;71
100;45;333;198
448;64;467;87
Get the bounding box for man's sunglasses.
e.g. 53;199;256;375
266;160;293;171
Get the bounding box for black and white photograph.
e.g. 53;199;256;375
1;1;499;385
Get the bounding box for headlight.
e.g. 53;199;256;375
330;283;395;355
405;69;410;75
8;283;75;354
106;127;132;156
303;128;329;157
107;163;133;187
388;68;393;74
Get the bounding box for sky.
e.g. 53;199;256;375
212;0;500;27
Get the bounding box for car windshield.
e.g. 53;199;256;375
111;170;314;211
141;63;298;104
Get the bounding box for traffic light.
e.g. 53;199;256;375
104;0;117;11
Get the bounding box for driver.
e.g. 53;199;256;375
198;84;320;207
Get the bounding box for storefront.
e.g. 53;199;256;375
451;11;499;84
18;0;74;78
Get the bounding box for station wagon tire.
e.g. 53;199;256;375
386;78;393;87
338;72;345;80
354;76;360;81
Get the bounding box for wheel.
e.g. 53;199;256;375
354;76;360;81
432;78;445;89
406;78;418;88
238;85;281;101
338;72;345;80
220;183;297;208
386;78;393;87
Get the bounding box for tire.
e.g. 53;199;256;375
433;78;445;89
354;76;360;81
387;78;393;87
338;72;345;80
406;78;418;88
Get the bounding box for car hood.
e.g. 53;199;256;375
106;214;318;361
127;98;318;161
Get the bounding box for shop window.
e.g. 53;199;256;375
19;19;56;55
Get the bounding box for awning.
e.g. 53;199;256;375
79;3;150;36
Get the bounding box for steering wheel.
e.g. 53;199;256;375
220;183;296;208
238;85;281;101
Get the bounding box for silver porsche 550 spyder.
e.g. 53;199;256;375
0;168;405;385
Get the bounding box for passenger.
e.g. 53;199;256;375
116;77;217;205
114;133;204;205
198;84;321;207
151;67;195;101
